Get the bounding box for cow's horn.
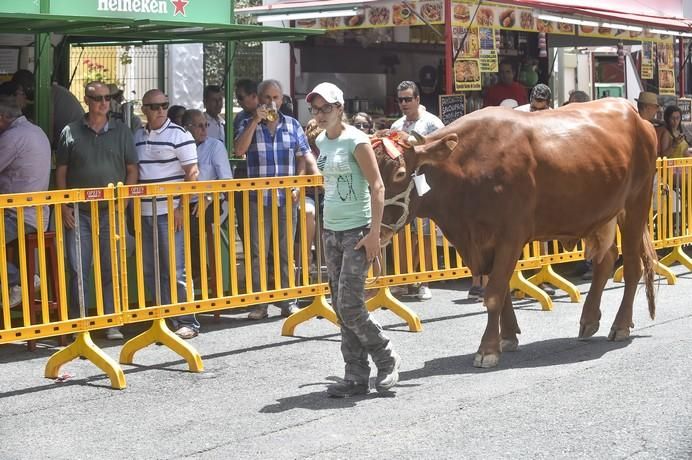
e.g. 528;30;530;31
408;131;425;146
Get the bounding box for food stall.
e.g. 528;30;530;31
238;0;692;124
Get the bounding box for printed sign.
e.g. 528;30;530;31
84;189;105;200
454;59;481;91
641;41;654;80
128;185;147;197
659;68;676;95
478;27;498;73
439;93;466;125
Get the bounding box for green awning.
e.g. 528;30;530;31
0;12;323;44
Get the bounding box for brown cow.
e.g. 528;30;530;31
375;98;657;368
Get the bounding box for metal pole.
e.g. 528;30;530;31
152;199;161;306
74;208;86;319
444;0;453;94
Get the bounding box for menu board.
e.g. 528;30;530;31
439;94;466;125
678;98;692;123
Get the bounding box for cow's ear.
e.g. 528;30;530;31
415;134;458;165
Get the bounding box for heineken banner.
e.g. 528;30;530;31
48;0;231;24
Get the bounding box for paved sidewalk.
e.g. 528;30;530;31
1;267;691;459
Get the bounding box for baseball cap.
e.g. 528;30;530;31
306;82;344;105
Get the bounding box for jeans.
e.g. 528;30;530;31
65;208;115;318
3;213;39;288
249;200;297;309
141;213;200;331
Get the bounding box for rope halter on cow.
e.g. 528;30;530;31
372;131;424;235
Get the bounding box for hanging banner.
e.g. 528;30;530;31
454;59;481;91
657;40;675;69
579;26;671;43
452;26;480;59
48;0;232;24
478;27;498;73
659;68;676;95
641;41;654;80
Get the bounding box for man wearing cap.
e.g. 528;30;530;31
234;79;311;320
516;83;551;112
483;61;529;108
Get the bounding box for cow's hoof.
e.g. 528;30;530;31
578;322;600;340
473;352;500;368
608;327;631;341
500;338;519;352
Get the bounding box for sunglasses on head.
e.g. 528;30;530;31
87;94;112;102
143;102;170;111
398;96;414;103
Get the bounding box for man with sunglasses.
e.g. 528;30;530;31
56;81;139;340
234;79;311;320
390;80;444;301
135;89;200;339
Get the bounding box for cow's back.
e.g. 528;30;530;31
419;98;657;247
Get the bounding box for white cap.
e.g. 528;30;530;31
499;98;518;108
306;82;344;105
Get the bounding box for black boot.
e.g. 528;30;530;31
327;380;369;398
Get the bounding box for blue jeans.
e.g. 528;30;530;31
249;201;297;309
65;208;115;318
141;213;200;331
3;213;39;288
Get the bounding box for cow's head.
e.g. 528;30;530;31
372;130;459;244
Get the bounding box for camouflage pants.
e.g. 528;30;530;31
323;227;397;384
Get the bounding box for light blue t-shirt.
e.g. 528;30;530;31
316;125;371;231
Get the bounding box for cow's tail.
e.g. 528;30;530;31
641;227;657;320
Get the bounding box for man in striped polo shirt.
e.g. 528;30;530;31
135;89;200;339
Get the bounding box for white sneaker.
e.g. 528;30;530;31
416;285;433;300
106;327;124;340
9;285;22;308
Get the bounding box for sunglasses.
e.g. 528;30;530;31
87;94;112;102
143;102;170;111
398;96;414;103
310;104;338;115
354;122;371;129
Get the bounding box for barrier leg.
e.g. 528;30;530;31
119;318;203;372
281;295;338;336
659;244;692;270
613;260;676;285
365;287;422;332
510;270;552;311
526;264;581;303
44;331;126;390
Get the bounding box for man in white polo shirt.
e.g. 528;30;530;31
135;89;200;339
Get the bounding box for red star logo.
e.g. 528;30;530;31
171;0;189;16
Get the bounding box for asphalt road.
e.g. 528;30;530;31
1;265;691;459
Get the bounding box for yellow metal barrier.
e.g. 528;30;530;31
3;160;692;389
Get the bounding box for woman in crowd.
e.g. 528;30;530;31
306;82;400;398
351;112;374;135
659;105;689;159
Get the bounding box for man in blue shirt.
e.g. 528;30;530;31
234;79;311;320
